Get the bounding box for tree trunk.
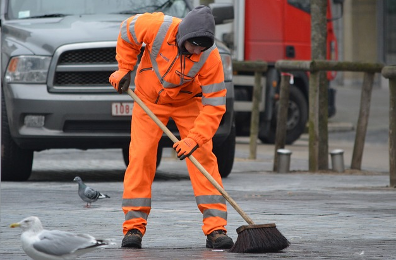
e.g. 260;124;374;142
310;0;328;171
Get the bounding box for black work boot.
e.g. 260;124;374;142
121;229;143;248
206;230;234;249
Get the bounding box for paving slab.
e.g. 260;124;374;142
1;139;395;259
1;85;394;259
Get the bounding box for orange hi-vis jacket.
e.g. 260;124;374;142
116;11;226;147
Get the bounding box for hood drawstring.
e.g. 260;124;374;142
182;55;187;85
178;47;190;85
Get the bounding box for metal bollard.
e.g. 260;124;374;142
277;149;292;173
330;149;345;172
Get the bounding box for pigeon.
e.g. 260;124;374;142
73;176;110;207
10;216;112;260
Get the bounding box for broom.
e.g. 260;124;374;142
126;88;290;253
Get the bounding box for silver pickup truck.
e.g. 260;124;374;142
0;0;235;181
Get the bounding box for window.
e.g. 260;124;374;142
7;0;189;20
287;0;311;13
384;0;396;64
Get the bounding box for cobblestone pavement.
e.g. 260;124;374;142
1;86;395;259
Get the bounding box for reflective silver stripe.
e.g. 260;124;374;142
196;195;226;205
158;45;216;87
120;20;129;43
203;209;227;220
122;198;151;207
186;45;215;78
149;17;215;88
202;96;226;106
121;15;142;45
157;46;212;88
151;15;173;59
149;15;173;85
159;74;178;88
125;210;148;221
202;82;225;94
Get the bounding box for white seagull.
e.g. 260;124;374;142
73;176;110;207
10;216;112;260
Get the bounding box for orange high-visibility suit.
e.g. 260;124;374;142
114;6;229;237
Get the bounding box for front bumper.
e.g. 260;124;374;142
5;82;234;150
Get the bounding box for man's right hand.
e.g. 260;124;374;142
109;69;131;94
173;138;199;160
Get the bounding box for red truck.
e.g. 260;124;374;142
214;0;342;144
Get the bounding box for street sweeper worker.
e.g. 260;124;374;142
109;5;234;249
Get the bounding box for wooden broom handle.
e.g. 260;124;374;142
127;89;255;225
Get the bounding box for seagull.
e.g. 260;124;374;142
10;216;112;260
73;176;110;208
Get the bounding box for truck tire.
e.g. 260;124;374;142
122;146;162;169
259;86;308;144
213;125;236;178
1;92;34;181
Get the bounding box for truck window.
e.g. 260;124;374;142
7;0;189;20
287;0;310;13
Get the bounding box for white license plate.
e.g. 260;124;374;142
112;102;133;116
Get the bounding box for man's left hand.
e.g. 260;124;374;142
173;138;198;160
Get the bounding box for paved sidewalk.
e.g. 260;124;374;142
1;86;395;259
1;137;395;260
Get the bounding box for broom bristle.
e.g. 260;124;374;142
229;224;290;253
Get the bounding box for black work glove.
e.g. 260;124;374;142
109;69;131;94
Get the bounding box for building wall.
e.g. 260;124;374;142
342;0;379;87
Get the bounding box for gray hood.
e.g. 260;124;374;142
176;5;215;51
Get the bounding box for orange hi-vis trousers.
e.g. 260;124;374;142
122;93;228;236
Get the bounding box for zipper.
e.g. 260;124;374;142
160;54;179;84
155;89;164;104
180;90;192;94
139;67;152;73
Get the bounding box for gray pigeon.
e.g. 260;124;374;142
73;176;110;207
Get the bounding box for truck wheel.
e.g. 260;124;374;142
1;92;33;181
122;146;162;169
259;86;308;144
213;125;236;178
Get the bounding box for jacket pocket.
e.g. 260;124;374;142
136;68;164;104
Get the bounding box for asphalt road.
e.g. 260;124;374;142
1;86;394;260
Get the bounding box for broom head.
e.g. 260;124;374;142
229;223;290;253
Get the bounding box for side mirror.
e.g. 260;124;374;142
329;0;344;21
209;3;234;25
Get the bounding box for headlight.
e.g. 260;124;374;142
5;56;51;83
220;53;233;82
